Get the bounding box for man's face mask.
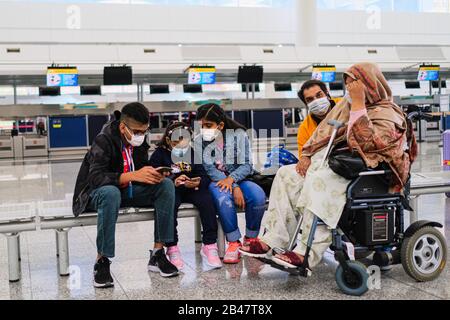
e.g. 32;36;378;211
124;126;146;147
308;97;331;117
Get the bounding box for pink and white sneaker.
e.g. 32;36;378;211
200;244;223;269
223;241;242;264
166;245;184;271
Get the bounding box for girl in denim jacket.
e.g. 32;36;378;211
197;104;266;264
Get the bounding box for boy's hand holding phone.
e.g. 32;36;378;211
132;167;165;185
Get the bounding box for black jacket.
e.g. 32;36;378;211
72;120;150;217
148;147;211;190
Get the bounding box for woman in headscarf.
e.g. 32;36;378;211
240;62;417;270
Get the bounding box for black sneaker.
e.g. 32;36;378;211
93;257;114;288
148;249;179;278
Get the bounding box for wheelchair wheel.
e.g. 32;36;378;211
401;226;447;282
335;261;369;296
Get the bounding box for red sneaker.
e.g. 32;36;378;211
240;237;270;258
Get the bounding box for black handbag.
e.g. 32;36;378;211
328;146;367;180
246;173;275;197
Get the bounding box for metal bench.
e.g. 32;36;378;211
2;171;450;283
1;200;227;282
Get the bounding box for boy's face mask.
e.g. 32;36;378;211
124;126;146;147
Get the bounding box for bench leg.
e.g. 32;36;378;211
7;233;21;282
56;229;70;277
409;195;419;224
217;220;226;259
17;233;21;262
194;215;202;243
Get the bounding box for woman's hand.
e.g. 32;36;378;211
174;175;189;187
296;156;312;177
347;79;366;111
216;176;234;193
233;187;246;210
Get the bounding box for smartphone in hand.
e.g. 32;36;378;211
156;167;173;175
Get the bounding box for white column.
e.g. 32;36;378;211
295;0;318;48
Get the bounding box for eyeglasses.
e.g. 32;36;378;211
124;123;150;136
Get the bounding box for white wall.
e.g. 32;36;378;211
0;3;449;46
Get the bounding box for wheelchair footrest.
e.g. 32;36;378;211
259;257;311;277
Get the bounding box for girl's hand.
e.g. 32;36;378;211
175;175;189;187
216;176;234;193
185;179;201;189
233;187;246;210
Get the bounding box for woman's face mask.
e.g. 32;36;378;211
308;97;331;117
344;91;353;105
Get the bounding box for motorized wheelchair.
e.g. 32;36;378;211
263;121;448;297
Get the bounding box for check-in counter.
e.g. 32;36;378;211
0;136;14;159
23;135;48;158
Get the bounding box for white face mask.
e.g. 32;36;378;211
308;97;331;117
172;146;190;157
344;92;353;104
201;129;220;142
125;127;146;147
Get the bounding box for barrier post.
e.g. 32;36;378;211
56;229;70;277
7;233;21;282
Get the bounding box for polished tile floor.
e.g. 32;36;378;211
0;142;449;300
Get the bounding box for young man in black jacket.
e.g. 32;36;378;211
73;102;179;288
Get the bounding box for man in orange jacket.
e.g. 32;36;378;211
296;80;336;158
296;80;336;176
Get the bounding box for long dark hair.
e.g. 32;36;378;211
196;103;246;131
157;121;192;149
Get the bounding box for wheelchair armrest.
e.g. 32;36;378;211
358;170;392;177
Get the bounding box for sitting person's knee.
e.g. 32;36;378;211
97;185;121;200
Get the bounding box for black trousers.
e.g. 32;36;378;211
166;187;218;246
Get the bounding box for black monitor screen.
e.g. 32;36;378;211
237;65;264;84
39;86;61;96
274;83;292;92
241;84;260;92
432;81;447;89
150;85;170;94
329;82;344;91
405;81;421;89
183;84;203;93
80;86;102;96
104;66;133;85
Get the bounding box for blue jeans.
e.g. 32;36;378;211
88;179;175;258
209;181;266;242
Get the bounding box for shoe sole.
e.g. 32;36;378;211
239;248;268;259
148;265;179;278
223;257;241;264
93;281;114;289
200;250;223;269
271;256;299;269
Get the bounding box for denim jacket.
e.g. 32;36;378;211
199;129;254;188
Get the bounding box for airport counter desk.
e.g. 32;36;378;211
1;171;450;282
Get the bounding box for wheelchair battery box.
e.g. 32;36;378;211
353;209;395;246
